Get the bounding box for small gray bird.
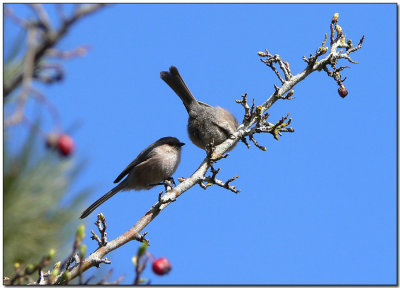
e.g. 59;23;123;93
80;137;185;219
160;66;238;151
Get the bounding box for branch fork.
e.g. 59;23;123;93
134;231;150;245
200;165;241;194
90;213;108;248
4;3;106;132
259;49;292;83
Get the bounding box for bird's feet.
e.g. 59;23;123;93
149;177;175;191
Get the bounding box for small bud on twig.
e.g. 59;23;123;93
47;248;56;260
336;24;343;35
319;46;328;55
80;244;87;258
24;264;35;274
51;268;60;278
76;224;85;242
332;12;339;23
138;242;148;258
62;271;70;281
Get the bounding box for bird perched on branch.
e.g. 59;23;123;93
160;66;238;151
80;137;185;219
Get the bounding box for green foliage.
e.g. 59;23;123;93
3;124;90;277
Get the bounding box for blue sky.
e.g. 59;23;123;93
4;3;397;285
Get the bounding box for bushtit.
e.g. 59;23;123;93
80;137;185;219
160;66;238;151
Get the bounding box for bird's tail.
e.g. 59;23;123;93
160;66;197;112
80;186;121;219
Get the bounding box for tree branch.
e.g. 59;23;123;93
54;13;365;284
4;4;107;98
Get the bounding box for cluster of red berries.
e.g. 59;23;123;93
46;133;75;156
152;257;172;276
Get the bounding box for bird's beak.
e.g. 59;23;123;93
179;142;185;146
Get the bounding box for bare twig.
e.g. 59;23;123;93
248;134;267;151
94;257;112;267
55;4;67;22
203;175;241;193
29;4;52;31
95;269;124;284
77;254;83;285
45;45;89;59
133;246;148;285
198;165;241;193
96;213;108;246
90;230;102;247
4;7;28;28
90;213;108;248
240;136;251;148
235;93;253;122
259;49;292;82
111;274;126;284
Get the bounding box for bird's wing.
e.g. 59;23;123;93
212;120;233;138
211;107;239;137
113;143;157;183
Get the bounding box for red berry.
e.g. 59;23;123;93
57;134;75;156
338;84;348;98
152;257;172;276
